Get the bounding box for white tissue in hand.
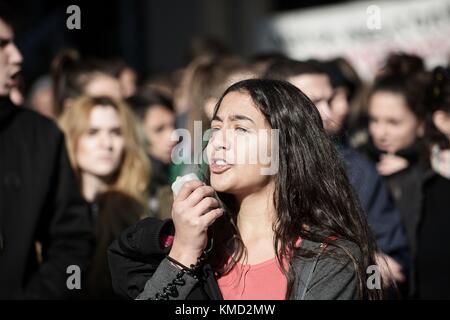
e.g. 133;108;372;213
171;173;200;196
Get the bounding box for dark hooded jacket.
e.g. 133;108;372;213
0;98;93;299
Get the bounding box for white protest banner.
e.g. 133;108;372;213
256;0;450;81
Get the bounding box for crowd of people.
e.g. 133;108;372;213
1;3;449;300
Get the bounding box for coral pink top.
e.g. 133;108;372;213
217;238;301;300
217;256;288;300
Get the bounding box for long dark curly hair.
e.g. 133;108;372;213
202;79;381;300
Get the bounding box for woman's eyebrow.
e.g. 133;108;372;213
229;114;255;124
211;114;255;124
0;37;12;48
212;114;223;122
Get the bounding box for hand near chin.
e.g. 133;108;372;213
376;154;409;176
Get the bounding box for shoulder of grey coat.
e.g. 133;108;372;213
290;237;362;300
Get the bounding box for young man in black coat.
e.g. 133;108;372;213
0;5;93;299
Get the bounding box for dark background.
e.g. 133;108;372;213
5;0;354;88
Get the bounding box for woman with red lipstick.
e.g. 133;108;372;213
108;79;383;300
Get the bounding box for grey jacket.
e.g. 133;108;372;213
139;242;360;300
108;218;361;300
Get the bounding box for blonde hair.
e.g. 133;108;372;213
58;95;150;204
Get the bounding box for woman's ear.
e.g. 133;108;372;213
417;121;425;137
432;110;450;138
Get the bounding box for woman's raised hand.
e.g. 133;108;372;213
168;180;223;267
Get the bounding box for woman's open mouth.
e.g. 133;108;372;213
210;158;233;174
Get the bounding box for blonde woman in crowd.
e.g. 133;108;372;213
59;95;150;298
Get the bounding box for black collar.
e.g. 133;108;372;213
364;137;420;164
0;97;18;129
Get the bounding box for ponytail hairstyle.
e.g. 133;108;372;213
51;49;120;116
367;56;430;162
370;52;429;122
379;52;425;77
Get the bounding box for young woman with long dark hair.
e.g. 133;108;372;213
108;79;383;300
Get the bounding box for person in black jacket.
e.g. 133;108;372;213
415;66;450;299
0;6;93;299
